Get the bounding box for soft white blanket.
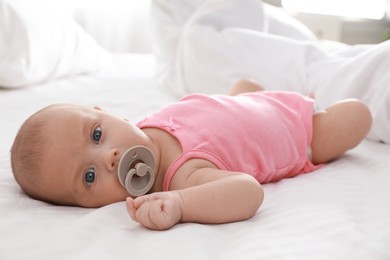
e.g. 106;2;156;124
151;0;390;143
1;53;389;260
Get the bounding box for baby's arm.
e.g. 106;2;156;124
126;161;264;230
229;79;264;95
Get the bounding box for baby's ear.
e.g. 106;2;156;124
93;106;105;111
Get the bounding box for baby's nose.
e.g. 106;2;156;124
105;148;120;172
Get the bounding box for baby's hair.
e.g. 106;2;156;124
11;105;55;202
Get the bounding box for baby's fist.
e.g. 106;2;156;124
126;191;182;230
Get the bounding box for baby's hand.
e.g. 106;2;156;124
126;191;183;230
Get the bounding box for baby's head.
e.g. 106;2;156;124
11;104;150;207
11;105;50;203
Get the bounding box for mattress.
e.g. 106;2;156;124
1;53;389;259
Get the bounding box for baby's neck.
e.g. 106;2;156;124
141;128;182;193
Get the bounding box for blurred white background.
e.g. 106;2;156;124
31;0;390;52
266;0;390;43
33;0;153;53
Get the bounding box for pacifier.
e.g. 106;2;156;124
117;145;156;197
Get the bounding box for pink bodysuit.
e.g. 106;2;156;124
136;91;318;191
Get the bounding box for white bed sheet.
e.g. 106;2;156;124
1;53;390;260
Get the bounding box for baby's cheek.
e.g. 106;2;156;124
98;182;128;205
114;184;130;201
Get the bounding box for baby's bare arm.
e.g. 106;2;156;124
126;161;264;230
229;79;264;95
176;168;264;224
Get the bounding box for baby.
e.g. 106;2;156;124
11;80;372;230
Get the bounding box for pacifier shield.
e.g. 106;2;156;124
117;145;156;197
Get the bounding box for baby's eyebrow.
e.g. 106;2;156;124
80;113;100;142
81;116;90;142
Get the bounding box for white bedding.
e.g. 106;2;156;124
151;0;390;143
1;53;390;260
1;0;390;259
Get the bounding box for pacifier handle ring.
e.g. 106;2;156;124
117;145;156;197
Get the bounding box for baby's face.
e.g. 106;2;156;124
40;104;149;207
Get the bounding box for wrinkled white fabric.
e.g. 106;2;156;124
0;0;111;88
1;54;390;260
150;0;390;143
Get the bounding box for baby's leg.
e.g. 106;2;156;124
311;99;372;164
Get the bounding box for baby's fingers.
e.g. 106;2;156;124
126;197;138;222
135;199;165;230
133;193;161;208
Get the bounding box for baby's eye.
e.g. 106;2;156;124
84;169;95;186
92;126;102;144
